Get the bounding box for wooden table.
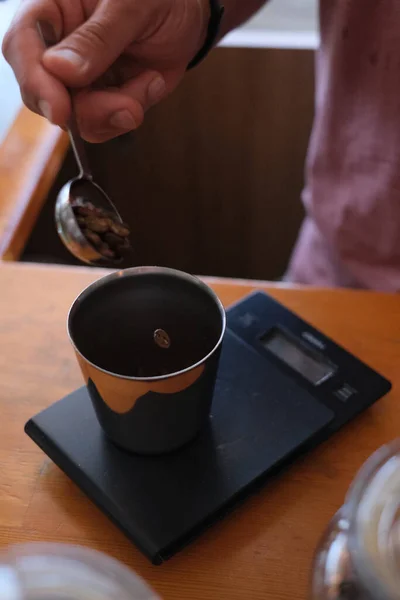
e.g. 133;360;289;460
0;262;398;599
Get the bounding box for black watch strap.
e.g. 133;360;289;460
188;0;225;70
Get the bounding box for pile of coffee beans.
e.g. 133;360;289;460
71;200;131;261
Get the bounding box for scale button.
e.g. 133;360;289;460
334;383;357;402
238;313;259;328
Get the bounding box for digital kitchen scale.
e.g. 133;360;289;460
25;291;392;565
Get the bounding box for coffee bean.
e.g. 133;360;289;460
104;232;125;250
73;204;96;217
84;216;111;233
110;221;131;237
116;239;131;255
71;200;132;261
92;206;111;218
83;229;102;248
98;244;116;259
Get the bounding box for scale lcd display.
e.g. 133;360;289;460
260;328;335;385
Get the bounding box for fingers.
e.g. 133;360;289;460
2;1;71;125
74;88;143;143
74;69;168;143
3;0;184;141
42;0;152;88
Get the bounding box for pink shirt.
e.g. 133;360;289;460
286;0;400;291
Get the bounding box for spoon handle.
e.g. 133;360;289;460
37;21;93;180
66;111;93;180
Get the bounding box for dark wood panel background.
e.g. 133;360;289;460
22;46;315;279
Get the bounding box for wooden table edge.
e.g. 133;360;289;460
0;260;396;301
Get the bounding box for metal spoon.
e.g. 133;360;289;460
55;115;127;265
38;22;129;266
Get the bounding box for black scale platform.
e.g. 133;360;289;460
25;292;391;564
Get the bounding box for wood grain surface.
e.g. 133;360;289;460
0;262;398;599
0;107;68;261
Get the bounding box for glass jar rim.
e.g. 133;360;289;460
1;543;159;600
345;439;400;600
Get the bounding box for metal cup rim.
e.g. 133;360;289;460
67;266;227;382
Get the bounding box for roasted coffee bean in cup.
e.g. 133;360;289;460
71;199;131;261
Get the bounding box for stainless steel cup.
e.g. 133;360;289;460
67;267;226;455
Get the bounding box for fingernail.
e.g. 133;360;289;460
109;110;136;131
38;100;52;122
148;76;166;106
48;48;86;71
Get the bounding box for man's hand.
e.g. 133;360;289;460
2;0;209;142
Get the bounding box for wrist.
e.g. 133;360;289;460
195;0;211;55
188;0;224;69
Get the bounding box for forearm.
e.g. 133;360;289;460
218;0;270;37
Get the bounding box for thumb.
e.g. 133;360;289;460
42;0;146;87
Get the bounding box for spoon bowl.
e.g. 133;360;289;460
55;176;125;266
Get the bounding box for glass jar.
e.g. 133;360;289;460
310;439;400;599
0;543;159;600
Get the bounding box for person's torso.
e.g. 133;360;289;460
298;0;400;290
